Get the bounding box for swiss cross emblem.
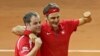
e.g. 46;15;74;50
21;46;29;53
61;30;65;34
46;32;51;35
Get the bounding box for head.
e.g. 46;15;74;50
23;12;41;34
43;3;60;29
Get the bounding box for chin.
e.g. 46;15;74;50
33;30;41;34
52;24;58;27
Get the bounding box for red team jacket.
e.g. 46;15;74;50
40;19;79;56
15;32;41;56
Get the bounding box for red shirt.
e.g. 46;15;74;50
40;19;79;56
15;30;41;56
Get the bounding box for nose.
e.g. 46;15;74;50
37;22;41;27
54;18;59;22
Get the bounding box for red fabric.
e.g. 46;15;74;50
44;8;59;15
40;19;79;56
15;30;41;56
24;30;32;36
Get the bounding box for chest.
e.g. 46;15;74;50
40;23;74;46
41;28;71;46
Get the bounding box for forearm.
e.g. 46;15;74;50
26;46;40;56
26;38;42;56
12;25;25;36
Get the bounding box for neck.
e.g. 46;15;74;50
53;26;59;32
26;26;31;31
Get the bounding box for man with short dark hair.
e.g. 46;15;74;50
14;12;42;56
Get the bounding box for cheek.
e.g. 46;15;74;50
30;24;36;31
30;22;37;29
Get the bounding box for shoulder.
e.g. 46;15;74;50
60;19;79;25
18;35;29;43
41;21;50;30
16;35;30;49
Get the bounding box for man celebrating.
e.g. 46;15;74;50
14;12;42;56
39;3;92;56
12;3;92;56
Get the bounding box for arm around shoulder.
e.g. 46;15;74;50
12;25;25;36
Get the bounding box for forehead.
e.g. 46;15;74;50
30;16;40;22
48;12;60;17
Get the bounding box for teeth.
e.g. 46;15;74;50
83;11;91;17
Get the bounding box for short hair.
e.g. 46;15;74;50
43;3;59;16
23;12;39;25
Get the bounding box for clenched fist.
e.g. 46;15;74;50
83;11;91;18
35;38;42;48
83;11;92;23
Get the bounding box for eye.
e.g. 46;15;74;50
57;16;59;18
39;21;41;24
33;22;38;25
50;16;60;19
33;21;41;25
51;17;56;19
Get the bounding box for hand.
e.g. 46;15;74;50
83;11;91;18
34;38;42;48
83;11;92;23
29;33;38;42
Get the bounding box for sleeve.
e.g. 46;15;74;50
65;19;79;31
17;38;32;56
